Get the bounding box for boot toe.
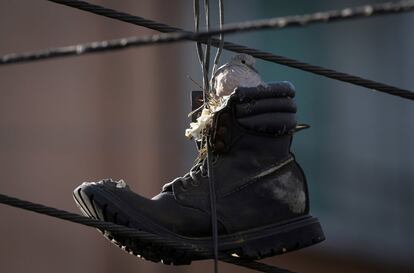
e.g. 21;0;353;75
73;178;217;236
73;179;212;264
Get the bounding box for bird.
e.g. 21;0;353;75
185;54;265;141
211;53;265;98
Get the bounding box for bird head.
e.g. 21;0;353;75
230;54;258;72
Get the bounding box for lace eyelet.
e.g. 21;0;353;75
191;179;200;187
179;178;189;191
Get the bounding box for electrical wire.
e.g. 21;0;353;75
0;193;295;273
200;0;219;273
193;0;205;85
203;0;212;93
212;0;224;75
1;0;413;101
43;0;414;39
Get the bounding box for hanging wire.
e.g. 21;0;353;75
194;0;205;81
212;0;224;75
194;1;219;272
1;1;414;101
200;2;220;272
206;146;219;273
203;0;212;94
0;193;295;273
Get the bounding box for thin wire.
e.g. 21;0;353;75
201;1;220;272
203;0;211;93
0;193;296;273
194;0;205;81
206;143;219;273
212;0;224;75
1;1;414;101
205;1;221;273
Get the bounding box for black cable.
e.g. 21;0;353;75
0;193;296;273
194;0;205;89
200;0;219;273
211;0;224;75
1;1;413;101
206;145;220;273
46;0;414;39
203;0;212;93
47;0;183;33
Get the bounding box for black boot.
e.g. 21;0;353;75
73;81;324;265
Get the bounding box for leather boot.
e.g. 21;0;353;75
73;81;324;265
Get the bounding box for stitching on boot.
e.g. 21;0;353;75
219;156;294;198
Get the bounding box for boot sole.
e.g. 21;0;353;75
73;183;325;265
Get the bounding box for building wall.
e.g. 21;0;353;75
0;1;189;273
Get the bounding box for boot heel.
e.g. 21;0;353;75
228;215;325;259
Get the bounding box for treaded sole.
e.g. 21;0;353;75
73;183;325;265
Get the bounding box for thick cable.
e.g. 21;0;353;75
43;0;414;38
1;1;413;101
1;31;412;102
0;193;296;273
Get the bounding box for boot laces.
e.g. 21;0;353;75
180;159;208;190
179;147;220;271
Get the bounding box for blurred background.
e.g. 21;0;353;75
0;0;413;273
